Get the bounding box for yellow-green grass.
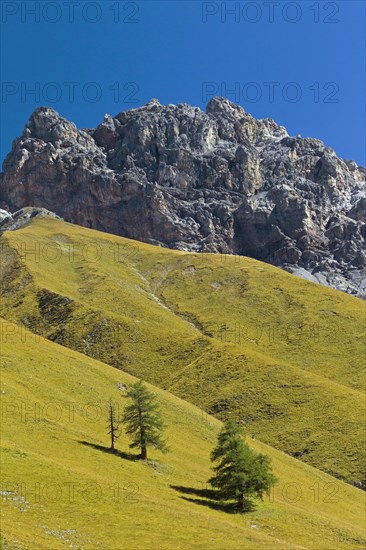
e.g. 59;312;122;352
0;217;365;484
0;319;365;549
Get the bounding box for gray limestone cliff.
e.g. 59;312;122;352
1;98;365;297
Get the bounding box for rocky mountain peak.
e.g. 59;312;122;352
206;96;245;116
1;98;365;297
25;106;76;141
145;98;162;109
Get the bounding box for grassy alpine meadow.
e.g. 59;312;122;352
0;216;365;490
0;319;365;550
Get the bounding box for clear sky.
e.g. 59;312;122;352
1;1;365;165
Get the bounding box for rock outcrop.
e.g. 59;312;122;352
0;207;62;232
1;98;365;297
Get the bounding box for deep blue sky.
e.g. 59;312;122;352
1;1;365;165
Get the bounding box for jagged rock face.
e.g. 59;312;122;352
1;98;365;297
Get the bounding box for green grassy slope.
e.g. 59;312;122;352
0;319;365;550
0;217;365;485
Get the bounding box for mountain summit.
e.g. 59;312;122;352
1;98;365;296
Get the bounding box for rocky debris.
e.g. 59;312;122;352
0;207;62;232
0;490;31;512
0;209;11;225
0;98;365;297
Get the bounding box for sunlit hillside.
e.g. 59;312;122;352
0;319;365;549
0;218;365;486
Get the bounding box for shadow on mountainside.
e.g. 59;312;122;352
78;440;140;461
170;485;256;514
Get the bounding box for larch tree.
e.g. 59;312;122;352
107;398;122;452
122;380;168;460
209;419;277;511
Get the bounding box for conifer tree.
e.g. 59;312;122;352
122;380;168;460
107;398;122;452
209;419;276;511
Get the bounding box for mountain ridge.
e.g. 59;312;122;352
1;98;365;297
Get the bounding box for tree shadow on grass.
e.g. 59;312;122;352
170;485;256;514
78;440;140;461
